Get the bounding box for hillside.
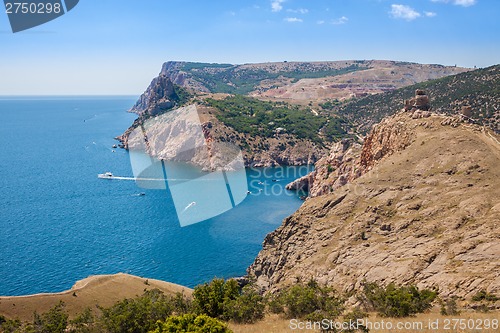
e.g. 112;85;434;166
119;92;335;167
160;60;468;103
248;112;500;302
338;65;500;133
0;274;192;322
120;60;468;167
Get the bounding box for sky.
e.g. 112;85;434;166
0;0;499;95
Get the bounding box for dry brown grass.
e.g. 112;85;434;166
0;273;192;321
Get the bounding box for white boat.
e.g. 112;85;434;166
98;172;114;179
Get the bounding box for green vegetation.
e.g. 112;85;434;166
361;282;438;317
182;63;365;95
192;278;240;319
339;65;500;133
151;314;232;333
269;279;345;321
223;285;266;324
97;289;191;333
440;297;460;316
193;278;265;324
33;301;68;333
204;95;348;144
0;278;445;332
171;84;193;107
471;290;499;302
319;99;341;111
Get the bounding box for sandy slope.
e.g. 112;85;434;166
0;273;192;321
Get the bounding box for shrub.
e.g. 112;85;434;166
33;301;68;333
339;309;370;333
192;278;240;319
471;290;499;302
0;318;22;333
223;285;265;324
67;308;95;333
98;289;188;333
266;293;285;314
440;297;460;316
151;314;232;333
362;282;437;317
205;95;347;145
277;280;345;321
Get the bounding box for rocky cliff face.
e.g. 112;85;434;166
160;62;211;93
249;112;500;301
287;90;442;197
287;110;416;197
129;74;176;116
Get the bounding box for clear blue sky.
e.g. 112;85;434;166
0;0;498;95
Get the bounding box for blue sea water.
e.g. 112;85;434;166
0;96;310;296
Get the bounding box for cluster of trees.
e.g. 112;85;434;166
205;95;347;145
0;279;447;333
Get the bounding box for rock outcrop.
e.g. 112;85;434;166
249;112;500;301
129;75;176;116
287;113;415;198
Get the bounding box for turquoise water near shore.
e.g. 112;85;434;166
0;97;310;296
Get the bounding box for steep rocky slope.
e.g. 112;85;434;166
249;112;500;301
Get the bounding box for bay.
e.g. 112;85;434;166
0;97;310;296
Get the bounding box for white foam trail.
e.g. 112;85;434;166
182;202;196;213
98;175;218;181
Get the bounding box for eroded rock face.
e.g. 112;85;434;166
249;113;500;301
288;114;415;198
130;75;175;116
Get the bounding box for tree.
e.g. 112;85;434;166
98;289;175;333
33;301;68;333
151;314;232;333
362;282;437;317
192;278;239;319
223;284;265;323
276;280;345;321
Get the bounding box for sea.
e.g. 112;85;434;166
0;96;311;296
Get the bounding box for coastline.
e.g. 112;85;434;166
0;273;192;321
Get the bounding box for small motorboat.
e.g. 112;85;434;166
98;172;114;179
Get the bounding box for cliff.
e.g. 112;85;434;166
286;104;417;197
129;74;175;115
249;112;500;301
